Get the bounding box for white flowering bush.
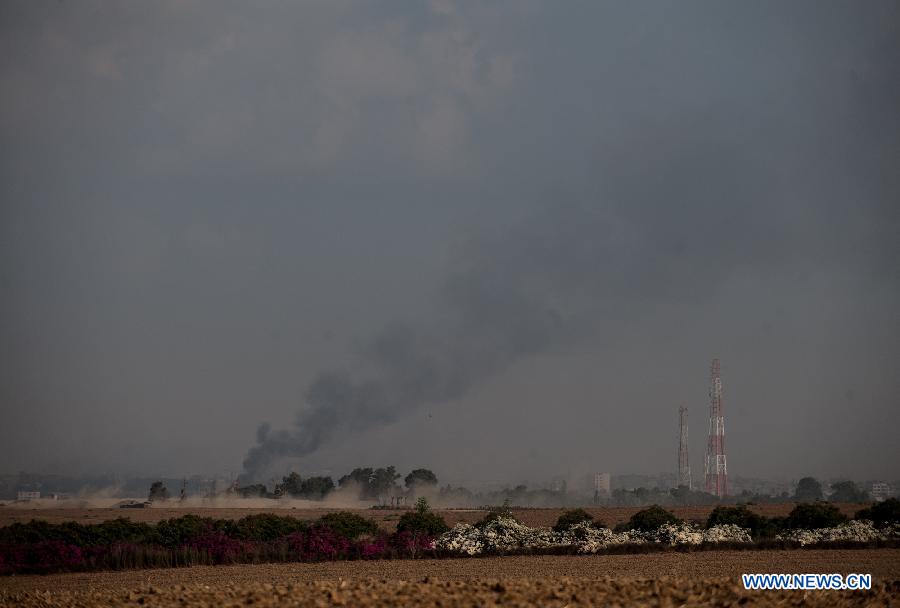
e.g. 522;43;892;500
434;517;753;556
701;524;753;544
653;523;703;546
433;523;484;556
777;520;887;546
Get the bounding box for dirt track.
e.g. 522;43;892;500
2;549;898;606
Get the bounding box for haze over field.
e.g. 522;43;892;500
1;2;898;483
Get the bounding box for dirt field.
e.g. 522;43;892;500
0;503;867;530
2;549;898;606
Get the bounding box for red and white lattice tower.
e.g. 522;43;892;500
704;358;727;497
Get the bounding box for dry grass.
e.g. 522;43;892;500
2;549;898;606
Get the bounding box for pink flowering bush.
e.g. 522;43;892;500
358;535;389;560
392;531;435;558
184;529;246;564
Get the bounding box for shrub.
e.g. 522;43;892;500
287;527;351;561
784;503;848;530
705;505;773;538
622;505;682;532
392;530;435;558
855;498;900;528
396;509;449;537
317;512;379;540
477;500;517;528
152;515;220;548
553;509;603;532
185;530;245;564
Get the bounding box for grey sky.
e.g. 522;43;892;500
1;1;898;484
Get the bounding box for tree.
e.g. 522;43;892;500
784;503;847;529
148;481;169;502
338;466;399;501
338;468;374;496
828;481;868;503
370;466;401;502
706;505;771;538
397;498;449;537
619;505;682;532
553;508;602;532
794;477;823;502
277;472;304;497
404;469;438;489
855;498;900;528
300;476;335;500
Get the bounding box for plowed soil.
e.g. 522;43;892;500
2;549;898;606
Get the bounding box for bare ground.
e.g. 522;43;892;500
2;549;898;606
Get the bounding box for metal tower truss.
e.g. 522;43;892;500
704;358;728;497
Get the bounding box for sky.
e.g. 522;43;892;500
1;1;898;485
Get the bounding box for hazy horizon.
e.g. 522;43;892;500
2;1;898;483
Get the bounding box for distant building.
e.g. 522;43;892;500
549;477;567;493
871;482;892;502
17;491;40;501
594;473;611;496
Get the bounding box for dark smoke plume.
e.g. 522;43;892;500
243;113;893;478
242;204;607;478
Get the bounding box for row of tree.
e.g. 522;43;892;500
228;467;439;503
149;473;874;506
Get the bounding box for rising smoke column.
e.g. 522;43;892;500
242;205;599;478
242;114;837;479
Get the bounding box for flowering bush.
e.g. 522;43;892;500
701;524;753;544
357;535;388;559
776;520;888;546
184;529;246;564
285;527;351;561
435;517;753;556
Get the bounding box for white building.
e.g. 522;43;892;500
871;482;892;502
594;472;611;496
17;491;40;501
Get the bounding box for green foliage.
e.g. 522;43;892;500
370;466;401;501
338;467;373;489
278;472;304;497
705;505;775;538
338;466;400;501
477;499;516;527
396;501;449;537
228;514;307;541
148;481;169;502
623;505;682;532
316;512;379;539
300;476;335;500
784;503;848;530
794;477;823;502
828;481;869;503
276;472;334;499
0;518;155;546
152;515;220;548
553;509;601;532
855;498;900;528
405;469;438;488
